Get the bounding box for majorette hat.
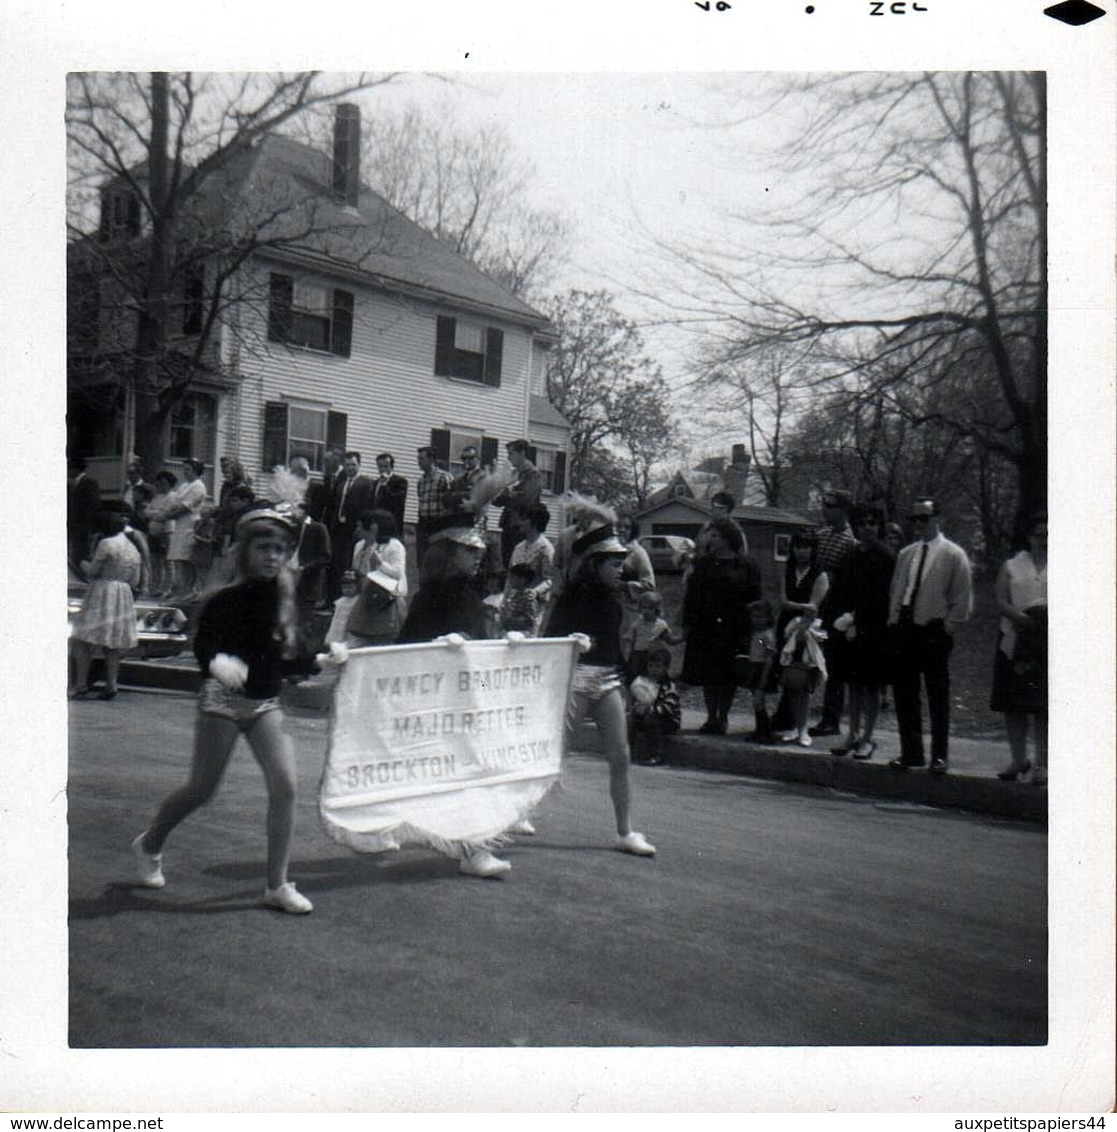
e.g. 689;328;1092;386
571;523;628;558
235;501;298;538
426;511;487;550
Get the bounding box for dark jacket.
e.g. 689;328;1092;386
371;474;409;534
194;577;317;699
547;578;625;668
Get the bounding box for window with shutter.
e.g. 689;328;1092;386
183;264;204;335
262;402;289;472
268;272;353;356
480;435;499;472
331;290;354;356
434;314;505;386
552;451;567;494
263;401;342;474
430;428;452;470
268;274;293;343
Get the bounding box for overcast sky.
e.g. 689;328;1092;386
360;71;798;460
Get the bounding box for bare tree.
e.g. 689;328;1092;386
645;72;1046;528
67;70;397;471
543;289;677;506
361;99;571;299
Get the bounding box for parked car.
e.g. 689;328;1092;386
636;534;695;575
68;565;189;660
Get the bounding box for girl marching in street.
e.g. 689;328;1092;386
546;514;657;858
130;503;347;914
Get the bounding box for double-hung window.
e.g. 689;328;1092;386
262;400;348;473
268;272;354;356
530;445;567;495
434;315;503;386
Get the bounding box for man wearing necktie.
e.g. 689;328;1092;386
886;498;973;774
328;450;374;600
371;452;408;535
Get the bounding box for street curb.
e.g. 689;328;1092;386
655;732;1047;824
119;660;1046;825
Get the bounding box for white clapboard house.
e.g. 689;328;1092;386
67;103;569;532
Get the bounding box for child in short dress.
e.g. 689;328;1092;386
737;599;778;742
499;562;540;635
624;589;681;677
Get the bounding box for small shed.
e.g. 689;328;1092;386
634;497;817;599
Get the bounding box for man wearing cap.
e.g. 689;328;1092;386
886;498;973;774
808;488;858;737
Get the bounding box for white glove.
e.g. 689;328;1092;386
504;631;527;645
570;632;592;654
833;612;855;632
436;632;466;649
315;642;350;669
210;652;248;691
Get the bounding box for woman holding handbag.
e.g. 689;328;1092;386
346;509;408;645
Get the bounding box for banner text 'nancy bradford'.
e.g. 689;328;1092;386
319;637;579;853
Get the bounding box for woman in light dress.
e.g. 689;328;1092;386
69;510;144;700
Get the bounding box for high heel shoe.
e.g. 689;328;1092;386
997;759;1032;781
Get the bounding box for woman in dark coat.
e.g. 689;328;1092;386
826;504;896;760
680;517;762;734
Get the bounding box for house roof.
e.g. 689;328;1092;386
529;394;570;429
636;495;815;528
90;133;557;336
239;135;556;332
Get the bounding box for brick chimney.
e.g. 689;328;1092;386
722;444;751;504
332;103;361;207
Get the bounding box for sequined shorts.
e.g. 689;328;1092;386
570;664;624;703
199;678;281;728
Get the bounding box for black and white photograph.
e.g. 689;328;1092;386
4;0;1115;1117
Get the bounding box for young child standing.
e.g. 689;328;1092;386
778;613;828;748
499;561;540;635
624;589;681;677
736;599;778;742
628;648;682;766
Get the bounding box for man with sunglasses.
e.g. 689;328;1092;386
886;498;973;774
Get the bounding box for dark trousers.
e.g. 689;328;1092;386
891;620;954;764
328;521;355;601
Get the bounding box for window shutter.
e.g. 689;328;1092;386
262;401;289;471
127;194;142;237
430;428;452;469
553;451;567;494
268;273;293;343
331;289;354;357
483;327;503;386
480;435;499;471
326;411;348;452
183;265;204;335
435;316;456;376
98;195;110;242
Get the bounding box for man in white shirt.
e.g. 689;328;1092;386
886;498;974;774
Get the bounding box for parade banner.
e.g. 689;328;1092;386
319;636;579;854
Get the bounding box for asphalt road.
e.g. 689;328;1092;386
68;690;1047;1048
